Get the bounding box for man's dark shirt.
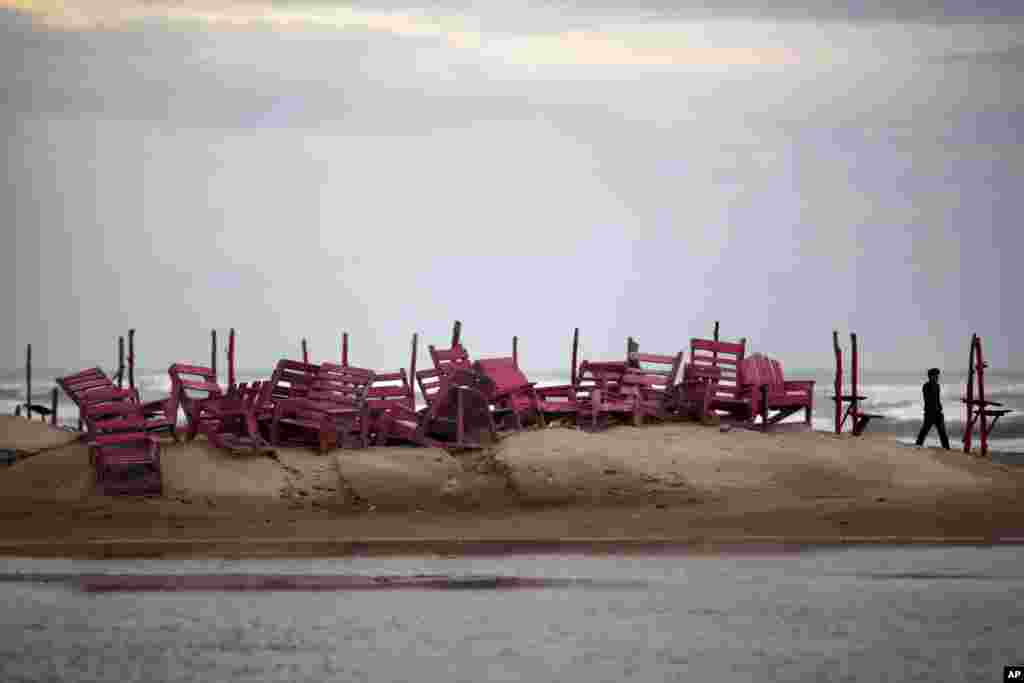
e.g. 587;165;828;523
922;381;942;415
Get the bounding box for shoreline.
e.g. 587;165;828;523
3;535;1024;561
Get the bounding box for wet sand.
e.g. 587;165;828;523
1;415;1022;558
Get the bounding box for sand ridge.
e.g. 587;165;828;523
1;415;1022;556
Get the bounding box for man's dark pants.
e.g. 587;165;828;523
916;411;950;449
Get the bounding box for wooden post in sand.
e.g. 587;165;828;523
712;321;720;366
832;330;843;434
976;335;988;457
627;336;640;367
850;332;860;426
512;336;518;368
570;328;580;386
451;320;462;348
117;336;125;389
128;329;135;391
25;344;31;419
341;332;349;367
302;338;309;364
50;387;58;426
227;328;236;391
210;330;217;384
409;333;418;410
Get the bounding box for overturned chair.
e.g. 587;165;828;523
79;397;164;496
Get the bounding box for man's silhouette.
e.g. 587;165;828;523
915;367;950;449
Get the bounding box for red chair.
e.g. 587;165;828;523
270;364;375;453
429;343;473;375
472;357;546;430
79;400;163;496
620;351;684;423
90;431;162;496
683;337;749;422
740;353;815;430
412;368;497;448
57;367;176;439
574;360;639;431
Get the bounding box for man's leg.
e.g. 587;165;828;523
935;413;950;449
915;414;934;446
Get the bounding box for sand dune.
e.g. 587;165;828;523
0;415;1021;556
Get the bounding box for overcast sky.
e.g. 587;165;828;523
3;1;1022;375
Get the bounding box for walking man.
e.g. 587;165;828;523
916;367;950;449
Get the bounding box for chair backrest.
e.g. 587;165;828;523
473;357;531;396
366;368;415;412
622;351;683;405
270;359;320;401
690;338;746;402
741;353;786;392
429;344;472;375
627;351;684;386
575;360;627;397
167;363;223;418
167;364;220;394
80;397;148;437
416;368;445;407
56;367;115;407
313;363;375;409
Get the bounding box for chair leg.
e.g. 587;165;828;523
456;389;465;447
374;415;389;446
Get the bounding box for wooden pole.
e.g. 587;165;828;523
977;335;988;457
850;333;859;424
228;328;236;390
712;323;720;366
409;333;418;410
627;336;640;367
833;331;842;434
342;332;349;367
451;320;462;349
210;330;218;384
50;387;58;426
301;338;308;364
25;344;31;419
570;328;580;386
117;336;125;389
128;329;135;391
512;336;518;368
964;333;977;453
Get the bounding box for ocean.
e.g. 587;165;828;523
1;547;1022;682
3;367;1023;454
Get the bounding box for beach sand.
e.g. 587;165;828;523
1;415;1022;558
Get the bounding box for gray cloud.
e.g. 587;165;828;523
3;5;1022;373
